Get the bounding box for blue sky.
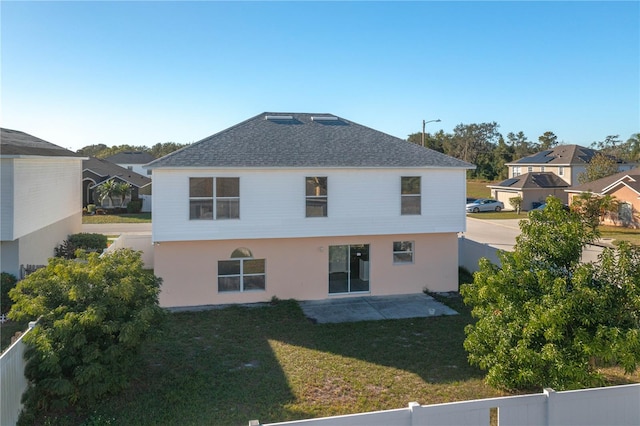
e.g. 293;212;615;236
2;1;638;152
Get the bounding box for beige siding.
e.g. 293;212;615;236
12;158;83;239
156;233;459;307
152;168;467;242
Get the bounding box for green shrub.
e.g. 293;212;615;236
54;240;77;259
1;272;18;314
126;199;142;214
87;204;96;213
9;249;166;419
68;233;108;251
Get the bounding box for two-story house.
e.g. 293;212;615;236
489;145;635;210
104;151;156;177
147;113;474;308
1;128;85;278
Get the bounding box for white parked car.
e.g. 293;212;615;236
466;198;504;213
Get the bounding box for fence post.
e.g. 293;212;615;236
408;401;420;425
544;387;556;426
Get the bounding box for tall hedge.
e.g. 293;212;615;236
8;249;165;420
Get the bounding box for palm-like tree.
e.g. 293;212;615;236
96;180;131;208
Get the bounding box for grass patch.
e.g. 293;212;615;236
30;293;639;425
82;213;151;224
1;321;29;352
599;225;640;246
466;180;498;199
467;211;524;220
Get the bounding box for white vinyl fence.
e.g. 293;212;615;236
251;384;640;426
140;194;152;213
1;321;38;426
458;235;502;272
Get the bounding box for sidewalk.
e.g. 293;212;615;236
82;223;151;235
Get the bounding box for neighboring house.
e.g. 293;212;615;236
491;145;635;210
146;112;475;308
488;172;570;211
565;167;640;228
83;157;152;208
104;151;156;177
1;128;85;278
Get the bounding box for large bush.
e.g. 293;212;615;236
1;272;18;314
461;197;640;390
55;233;108;259
8;249;165;418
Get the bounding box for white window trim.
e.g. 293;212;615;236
393;241;414;264
189;177;240;220
218;258;266;293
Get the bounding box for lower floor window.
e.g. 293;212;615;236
218;258;265;292
393;241;414;263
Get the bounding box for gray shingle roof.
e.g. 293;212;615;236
489;172;570;189
0;128;82;157
84;157;152;188
507;145;630;166
567;167;640;195
147;113;475;169
105;151;156;164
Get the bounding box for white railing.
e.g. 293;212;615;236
1;321;38;426
102;234;154;268
251;384;640;426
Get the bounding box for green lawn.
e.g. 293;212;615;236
599;225;640;246
31;292;639;425
466;180;498;200
467;211;524;220
82;213;151;224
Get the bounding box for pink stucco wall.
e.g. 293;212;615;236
155;233;458;307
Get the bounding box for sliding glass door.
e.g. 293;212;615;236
328;244;369;294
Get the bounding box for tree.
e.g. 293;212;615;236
571;192;620;229
625;133;640;162
538;131;558;150
114;182;132;207
507;131;534;160
578;153;620;184
508;196;522;214
149;142;189;158
8;250;165;415
461;197;640;390
95;180;131;207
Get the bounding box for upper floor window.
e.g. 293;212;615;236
513;166;521;177
127;166;133;171
306;177;328;217
558;166;565;176
401;176;421;215
189;177;239;220
147;169;152;175
527;166;533;173
540;166;545;172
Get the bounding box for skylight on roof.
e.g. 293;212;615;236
265;115;293;121
311;116;338;121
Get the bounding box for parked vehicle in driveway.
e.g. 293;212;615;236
466;198;504;213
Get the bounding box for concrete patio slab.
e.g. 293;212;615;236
299;293;458;324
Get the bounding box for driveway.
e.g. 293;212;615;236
298;293;457;324
464;216;604;263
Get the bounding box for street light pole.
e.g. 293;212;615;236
422;119;441;147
